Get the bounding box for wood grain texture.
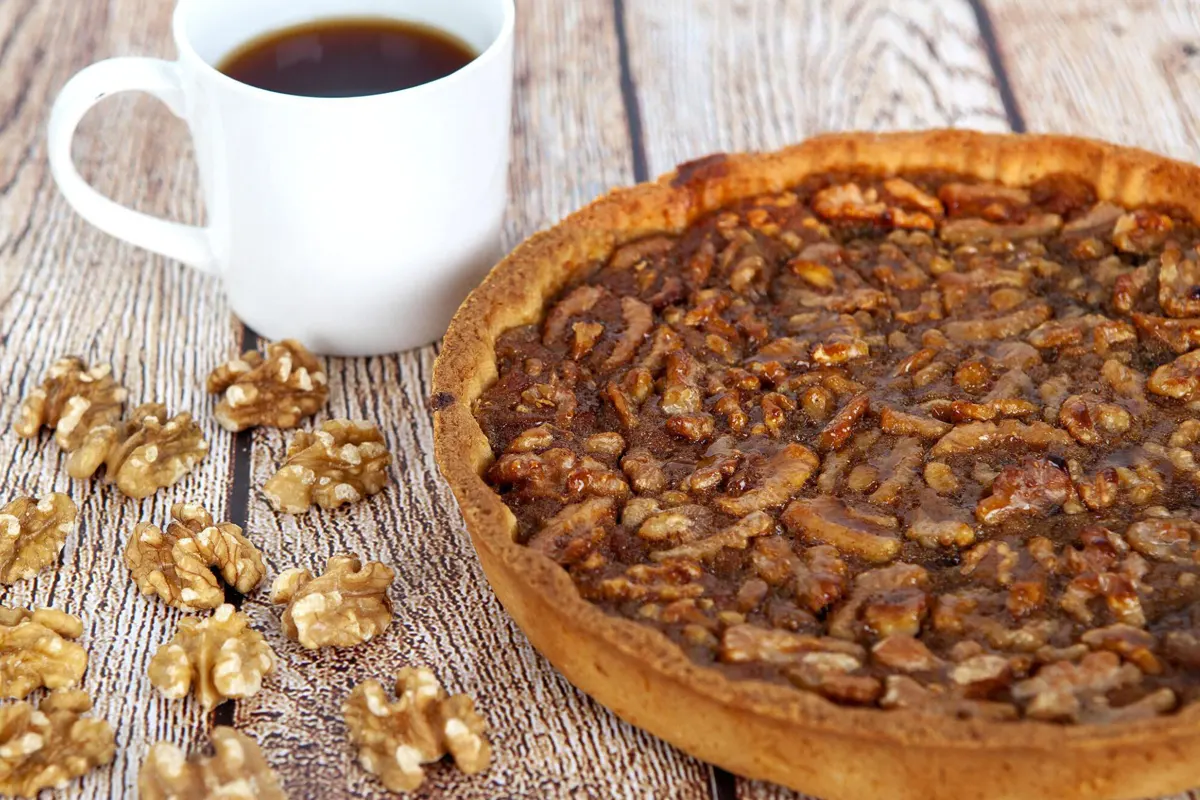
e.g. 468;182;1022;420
0;0;239;796
988;0;1200;163
231;2;714;798
621;0;1011;178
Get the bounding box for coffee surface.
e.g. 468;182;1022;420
218;17;476;98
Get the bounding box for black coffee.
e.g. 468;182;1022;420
218;17;477;98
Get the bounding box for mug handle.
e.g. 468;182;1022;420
48;57;215;273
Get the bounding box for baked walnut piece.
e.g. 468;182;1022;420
262;419;391;513
0;608;87;698
148;604;275;710
343;667;491;792
126;503;267;610
0;493;75;584
270;554;395;649
0;689;114;797
474;169;1200;723
138;727;286;800
207;339;328;431
15;356;127;478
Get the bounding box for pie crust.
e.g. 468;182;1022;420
432;131;1200;800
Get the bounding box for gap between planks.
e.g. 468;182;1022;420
213;325;259;730
967;0;1027;132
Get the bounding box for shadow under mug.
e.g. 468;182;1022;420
48;0;515;356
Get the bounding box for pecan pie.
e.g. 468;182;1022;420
433;132;1200;800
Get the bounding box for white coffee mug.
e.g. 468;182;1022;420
48;0;514;356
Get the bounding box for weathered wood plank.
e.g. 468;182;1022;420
0;0;239;795
232;2;714;798
623;0;1011;179
988;0;1200;163
620;1;1009;798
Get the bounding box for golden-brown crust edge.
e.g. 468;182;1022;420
432;130;1200;800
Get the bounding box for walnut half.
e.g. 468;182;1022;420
270;554;395;649
15;356;127;478
100;403;210;499
263;419;391;513
208;340;328;431
126;503;267;611
0;608;88;699
343;667;491;792
0;493;76;584
0;689;114;798
148;604;275;710
138;727;285;800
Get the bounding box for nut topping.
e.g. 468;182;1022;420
475;170;1200;721
1125;518;1200;565
783;497;900;564
1012;652;1147;722
975;457;1074;526
714;444;819;515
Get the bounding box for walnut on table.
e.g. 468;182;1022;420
138;726;286;800
263;419;391;513
0;689;114;798
0;493;75;584
270;554;395;649
343;667;491;793
207;339;328;432
125;503;266;611
14;356;127;479
0;608;87;699
98;403;209;498
17;355;208;497
148;604;275;710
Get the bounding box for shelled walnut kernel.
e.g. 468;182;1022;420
270;554;394;649
15;357;207;497
15;356;127;478
99;403;209;498
262;419;391;513
0;608;87;699
0;493;76;584
207;340;328;431
125;503;266;611
343;667;491;792
0;690;114;797
138;727;286;800
148;604;275;710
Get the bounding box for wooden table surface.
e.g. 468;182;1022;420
2;0;1200;797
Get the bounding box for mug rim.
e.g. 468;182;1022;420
171;0;515;103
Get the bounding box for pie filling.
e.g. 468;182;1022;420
472;169;1200;723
